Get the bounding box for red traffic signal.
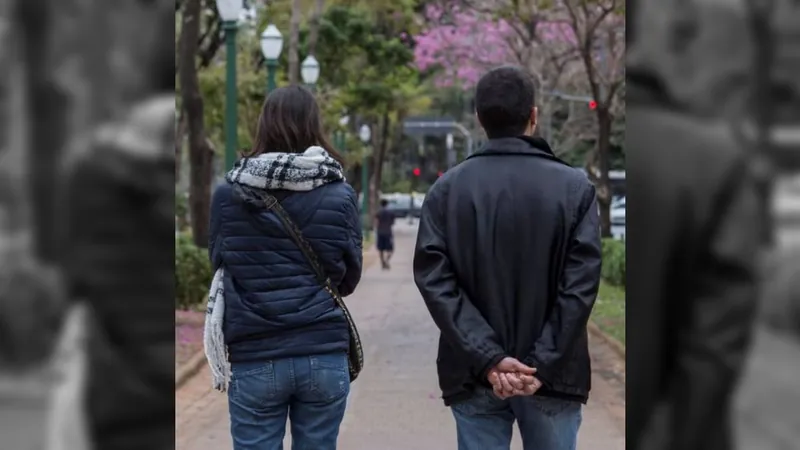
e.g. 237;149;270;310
437;171;443;177
588;100;597;110
413;167;421;177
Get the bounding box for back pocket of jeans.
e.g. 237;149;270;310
309;353;349;402
231;361;277;407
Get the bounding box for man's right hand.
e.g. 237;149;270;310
487;357;541;399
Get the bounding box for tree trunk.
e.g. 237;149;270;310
288;0;301;84
179;0;213;248
0;1;22;233
175;112;186;180
307;0;325;56
594;107;612;237
749;1;775;245
18;0;69;264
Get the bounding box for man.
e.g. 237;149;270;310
413;66;602;450
626;2;763;448
375;198;395;269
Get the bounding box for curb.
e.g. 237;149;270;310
587;320;625;359
175;350;207;389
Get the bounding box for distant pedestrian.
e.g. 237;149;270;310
413;66;602;450
375;199;395;270
205;85;364;450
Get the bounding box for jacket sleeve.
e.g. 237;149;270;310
413;184;506;379
208;185;225;271
524;182;602;384
641;159;760;450
337;187;363;297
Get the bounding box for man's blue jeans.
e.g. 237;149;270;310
227;353;350;450
451;388;582;450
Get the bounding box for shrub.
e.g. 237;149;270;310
0;236;65;369
175;232;212;310
175;191;189;231
601;238;625;287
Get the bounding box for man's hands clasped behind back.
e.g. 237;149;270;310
487;357;543;399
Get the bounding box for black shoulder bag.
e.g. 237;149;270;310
259;192;364;382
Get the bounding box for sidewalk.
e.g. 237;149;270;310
176;222;626;449
0;366;51;450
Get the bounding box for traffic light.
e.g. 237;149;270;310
437;171;443;177
413;167;421;177
588;100;597;110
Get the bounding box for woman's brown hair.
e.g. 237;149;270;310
243;85;344;164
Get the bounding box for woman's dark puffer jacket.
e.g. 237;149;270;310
209;180;363;363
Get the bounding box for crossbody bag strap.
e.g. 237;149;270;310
259;193;339;296
256;190;364;381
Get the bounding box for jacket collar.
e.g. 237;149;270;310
468;135;568;166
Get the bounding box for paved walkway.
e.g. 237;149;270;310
176;223;626;449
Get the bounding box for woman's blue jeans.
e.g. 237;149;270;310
228;353;350;450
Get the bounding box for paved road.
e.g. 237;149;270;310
0;366;52;450
176;223;626;450
736;325;800;449
737;175;800;448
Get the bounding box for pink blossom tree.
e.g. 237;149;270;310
413;3;578;90
415;0;624;236
413;5;516;89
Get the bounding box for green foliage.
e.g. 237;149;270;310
198;32;269;157
382;177;413;193
191;2;430;174
560;140;625;170
175;190;191;232
176;191;188;226
310;3;431;188
592;280;626;344
314;5;425;116
175;231;212;310
601;238;625;287
185;0;437;196
0;239;64;368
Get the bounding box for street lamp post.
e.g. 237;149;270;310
359;124;371;240
301;55;320;91
217;0;244;171
260;24;283;94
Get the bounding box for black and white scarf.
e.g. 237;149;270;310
226;146;344;191
204;146;345;391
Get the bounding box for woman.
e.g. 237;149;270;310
58;94;175;450
207;86;363;450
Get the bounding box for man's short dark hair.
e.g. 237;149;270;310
380;199;389;207
475;66;536;139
